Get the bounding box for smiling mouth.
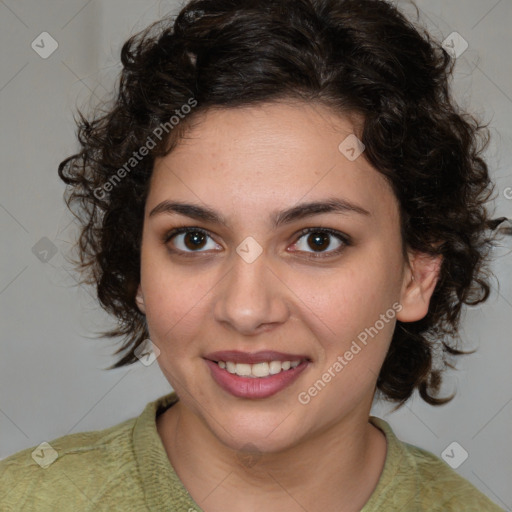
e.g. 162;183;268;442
212;359;305;378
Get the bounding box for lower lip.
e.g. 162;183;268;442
204;359;310;399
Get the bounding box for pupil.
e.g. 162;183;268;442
309;232;328;251
185;231;206;250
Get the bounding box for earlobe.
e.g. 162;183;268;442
135;284;146;314
396;251;443;323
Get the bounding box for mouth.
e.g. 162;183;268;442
204;350;311;377
210;359;305;378
203;350;311;399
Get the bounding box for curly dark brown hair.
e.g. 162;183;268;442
58;0;509;408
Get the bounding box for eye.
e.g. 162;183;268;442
164;227;220;254
290;227;351;258
163;226;351;258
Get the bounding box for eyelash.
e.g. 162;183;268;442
163;226;352;259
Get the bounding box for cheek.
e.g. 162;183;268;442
295;261;400;399
296;263;393;340
140;252;215;353
144;282;207;348
294;268;398;410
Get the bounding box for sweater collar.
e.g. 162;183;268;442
133;391;201;511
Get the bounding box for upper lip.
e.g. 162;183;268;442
204;350;311;364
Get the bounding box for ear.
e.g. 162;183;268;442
396;250;443;323
135;284;146;314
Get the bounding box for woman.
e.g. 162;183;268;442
0;0;508;510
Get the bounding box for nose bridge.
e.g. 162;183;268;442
214;241;288;333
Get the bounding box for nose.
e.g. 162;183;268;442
213;247;290;336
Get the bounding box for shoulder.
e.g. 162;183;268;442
0;416;142;511
403;442;503;511
367;416;504;511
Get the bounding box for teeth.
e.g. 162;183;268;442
269;361;282;375
235;363;252;376
216;360;303;378
252;362;269;377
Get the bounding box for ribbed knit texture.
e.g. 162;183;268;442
0;392;503;511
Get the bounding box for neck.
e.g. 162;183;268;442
157;397;387;512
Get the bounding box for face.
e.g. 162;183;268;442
136;101;440;453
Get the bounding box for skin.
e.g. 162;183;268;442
135;100;442;512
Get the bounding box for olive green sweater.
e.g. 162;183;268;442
0;392;504;511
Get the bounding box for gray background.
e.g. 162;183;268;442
1;0;511;509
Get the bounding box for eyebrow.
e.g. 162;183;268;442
148;197;371;228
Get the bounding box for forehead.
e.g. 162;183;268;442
148;101;399;225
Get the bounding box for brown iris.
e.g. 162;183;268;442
307;232;330;252
184;231;207;250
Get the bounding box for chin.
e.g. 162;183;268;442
207;411;304;455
